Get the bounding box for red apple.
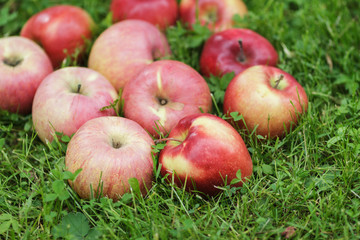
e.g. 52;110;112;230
223;65;308;138
122;60;212;137
21;5;94;68
0;36;53;114
159;113;253;196
180;0;247;32
32;67;118;143
200;28;278;77
110;0;178;31
88;19;171;91
65;116;154;201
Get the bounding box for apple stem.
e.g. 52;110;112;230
154;138;182;144
77;84;81;93
274;74;284;89
238;39;246;62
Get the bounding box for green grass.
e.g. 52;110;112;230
1;0;360;239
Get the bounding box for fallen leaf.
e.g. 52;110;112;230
281;226;296;239
326;54;333;72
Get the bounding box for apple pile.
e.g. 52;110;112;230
0;0;309;200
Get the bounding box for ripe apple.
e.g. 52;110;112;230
32;67;118;143
122;60;212;137
110;0;178;31
223;65;308;138
65;116;154;201
159;113;253;196
0;36;53;115
179;0;247;32
200;28;278;77
88;19;171;91
21;5;94;68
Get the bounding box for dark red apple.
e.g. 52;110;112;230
200;28;278;77
110;0;178;31
21;5;94;68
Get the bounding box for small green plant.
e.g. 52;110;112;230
52;212;101;239
206;72;235;106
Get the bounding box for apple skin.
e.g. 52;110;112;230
200;28;278;77
159;113;253;196
65;116;154;201
88;19;171;91
21;5;94;68
32;67;118;143
0;36;53;115
122;60;212;137
180;0;247;32
110;0;178;31
223;65;308;138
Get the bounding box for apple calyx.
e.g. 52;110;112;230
273;74;284;89
237;40;246;63
3;56;23;67
112;139;122;149
158;97;168;106
203;9;218;23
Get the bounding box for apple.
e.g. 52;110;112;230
32;67;118;143
0;36;53;115
110;0;178;31
179;0;247;32
21;5;94;68
88;19;171;91
159;113;253;196
223;65;308;138
200;28;278;77
122;60;212;137
65;116;154;201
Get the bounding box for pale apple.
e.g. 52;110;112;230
159;113;253;196
65;116;154;200
88;19;171;91
32;67;118;143
223;65;308;138
122;60;212;137
0;36;53;114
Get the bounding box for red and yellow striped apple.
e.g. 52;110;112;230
160;113;253;196
223;65;308;138
180;0;247;32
